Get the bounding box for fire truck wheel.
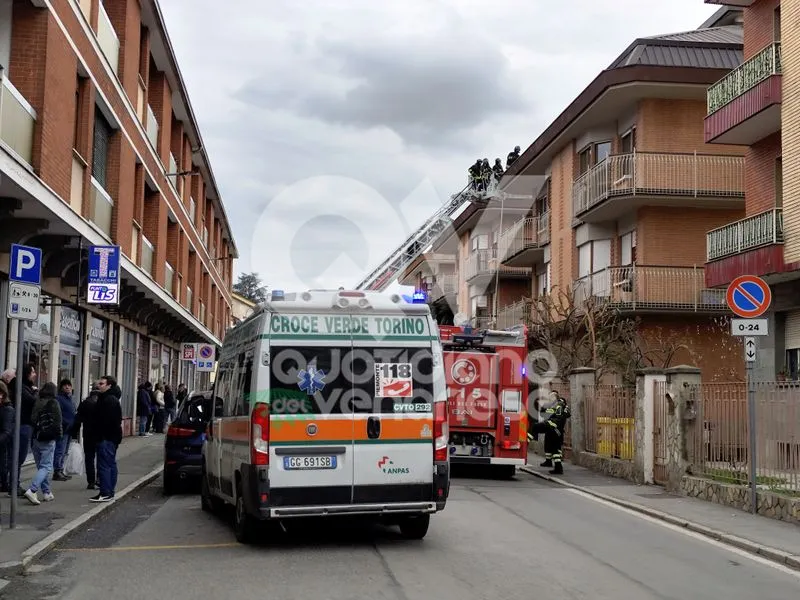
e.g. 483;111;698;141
496;465;516;480
398;514;430;539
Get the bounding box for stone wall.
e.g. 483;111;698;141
574;451;636;481
681;475;800;525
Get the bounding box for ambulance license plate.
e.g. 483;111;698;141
283;456;337;470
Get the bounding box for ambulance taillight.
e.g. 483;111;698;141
251;403;270;466
433;400;448;461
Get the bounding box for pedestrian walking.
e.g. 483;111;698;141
164;384;176;426
8;363;38;497
137;382;152;436
91;375;122;502
0;381;13;493
53;378;75;481
72;383;100;490
527;390;571;475
153;382;166;433
24;382;62;505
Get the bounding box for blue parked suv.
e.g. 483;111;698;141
163;391;213;495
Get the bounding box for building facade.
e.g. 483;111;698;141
230;292;255;326
0;0;237;434
402;8;749;381
703;0;798;380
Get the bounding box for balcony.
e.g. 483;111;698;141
89;177;113;237
500;214;550;267
97;1;120;74
0;74;36;166
426;274;457;301
573;265;726;313
136;77;146;123
464;248;531;285
705;209;786;287
141;237;154;276
497;300;529;329
705;43;782;145
572;152;744;223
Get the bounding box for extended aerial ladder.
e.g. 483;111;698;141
353;177;537;292
353;181;477;292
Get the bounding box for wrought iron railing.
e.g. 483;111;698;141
707;42;781;114
573;265;726;311
572;151;744;217
499;213;550;261
707;209;783;261
464;248;531;280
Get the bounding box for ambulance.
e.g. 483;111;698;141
200;289;450;543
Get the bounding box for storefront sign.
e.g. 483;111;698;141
60;307;82;348
87;245;120;305
89;317;106;354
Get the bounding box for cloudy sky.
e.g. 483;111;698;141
160;0;720;294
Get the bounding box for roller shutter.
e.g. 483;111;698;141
785;310;800;349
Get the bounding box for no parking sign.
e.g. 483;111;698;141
196;343;216;371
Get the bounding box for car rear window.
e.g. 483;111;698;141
178;396;212;424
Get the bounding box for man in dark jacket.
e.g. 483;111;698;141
9;363;38;497
72;384;100;490
137;382;152;436
91;375;123;502
0;381;13;493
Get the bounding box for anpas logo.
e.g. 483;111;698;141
377;456;409;475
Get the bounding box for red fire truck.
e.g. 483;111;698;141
438;324;530;478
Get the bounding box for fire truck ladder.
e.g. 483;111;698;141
353;182;475;292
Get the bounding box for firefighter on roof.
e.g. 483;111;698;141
506;145;521;169
527;390;570;475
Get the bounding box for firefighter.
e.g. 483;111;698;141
492;158;504;181
480;158;492;191
527;390;570;474
506;145;521;169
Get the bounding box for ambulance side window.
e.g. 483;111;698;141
237;350;254;416
215;362;232;417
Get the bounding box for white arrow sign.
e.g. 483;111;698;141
744;337;756;362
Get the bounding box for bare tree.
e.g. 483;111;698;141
525;285;689;386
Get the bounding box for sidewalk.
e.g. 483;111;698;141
522;451;800;571
0;434;165;576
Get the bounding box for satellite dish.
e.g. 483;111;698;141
454;312;469;327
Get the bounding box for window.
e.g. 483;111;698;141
578;146;591;174
471;234;488;251
620;231;637;265
594;141;611;164
620;128;636;153
235;350;254;416
776;157;783;207
351;347;434;414
578;240;611;277
578;244;592;278
92;108;112;189
190;197;196;225
537;262;550;296
787;349;798;380
269;346;352;415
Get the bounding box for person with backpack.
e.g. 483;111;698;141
23;382;62;505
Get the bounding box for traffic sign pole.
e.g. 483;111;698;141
9;320;24;528
747;358;757;514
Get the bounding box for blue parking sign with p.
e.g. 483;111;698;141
10;244;42;285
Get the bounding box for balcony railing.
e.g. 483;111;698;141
573;265;726;311
497;300;529;329
0;74;36;165
89;177;113;236
141;237;154;276
707;42;781;114
136;78;146;123
499;213;550;259
572;152;745;217
707;209;783;261
464;249;531;281
146;104;158;148
165;262;174;296
426;274;457;299
97;1;120;74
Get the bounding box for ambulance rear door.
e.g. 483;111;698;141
265;311;356;507
350;313;435;504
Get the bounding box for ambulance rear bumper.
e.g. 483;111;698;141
450;456;525;466
267;502;437;519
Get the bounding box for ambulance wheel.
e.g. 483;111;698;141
398;514;430;540
234;486;258;544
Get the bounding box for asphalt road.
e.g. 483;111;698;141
4;467;800;600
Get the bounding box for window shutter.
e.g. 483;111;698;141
92;110;112;187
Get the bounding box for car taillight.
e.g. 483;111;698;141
433;400;448;462
167;425;195;437
251;403;269;466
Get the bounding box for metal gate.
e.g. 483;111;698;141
653;380;668;485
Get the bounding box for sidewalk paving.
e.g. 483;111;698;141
523;450;800;571
0;434;165;576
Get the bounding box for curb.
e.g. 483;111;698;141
0;464;164;578
519;465;800;572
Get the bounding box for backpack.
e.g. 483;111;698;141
35;399;60;441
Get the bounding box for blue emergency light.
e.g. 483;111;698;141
271;290;285;301
411;290;427;303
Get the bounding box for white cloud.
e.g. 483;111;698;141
160;0;719;291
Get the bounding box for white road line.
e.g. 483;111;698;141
564;488;800;579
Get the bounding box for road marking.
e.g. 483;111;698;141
59;542;239;552
564;489;800;579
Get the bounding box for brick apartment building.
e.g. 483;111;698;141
0;0;237;432
402;7;750;381
703;0;799;380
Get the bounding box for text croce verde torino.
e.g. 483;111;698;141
269;314;429;336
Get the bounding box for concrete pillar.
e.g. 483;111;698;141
664;365;701;491
568;367;595;457
635;368;666;485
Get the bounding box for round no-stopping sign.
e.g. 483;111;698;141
198;344;214;359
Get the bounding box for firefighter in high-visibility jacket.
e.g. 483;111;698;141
528;390;571;474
